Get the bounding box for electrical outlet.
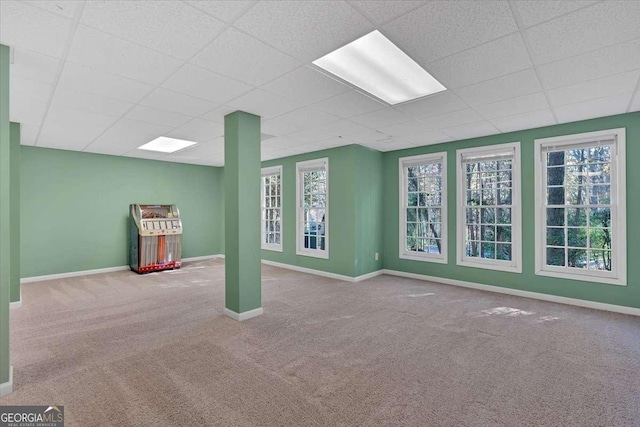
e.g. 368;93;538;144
375;252;379;261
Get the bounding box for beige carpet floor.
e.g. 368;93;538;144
1;259;639;426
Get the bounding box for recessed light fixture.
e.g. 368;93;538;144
138;136;197;153
313;30;446;105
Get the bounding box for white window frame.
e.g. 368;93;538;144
534;128;626;286
456;142;522;273
296;158;329;259
261;165;283;252
398;152;448;263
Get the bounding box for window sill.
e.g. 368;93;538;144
296;250;329;260
535;269;626;286
400;252;447;264
261;245;283;253
457;259;522;273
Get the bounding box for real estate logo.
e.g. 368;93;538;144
0;405;64;427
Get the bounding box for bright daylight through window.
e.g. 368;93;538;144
535;128;626;285
261;166;282;252
296;159;328;259
457;143;521;273
399;153;447;263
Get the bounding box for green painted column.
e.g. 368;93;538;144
223;111;262;321
10;123;20;305
0;44;13;395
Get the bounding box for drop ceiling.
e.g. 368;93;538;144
2;0;640;167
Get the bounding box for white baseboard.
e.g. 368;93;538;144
223;307;263;321
20;254;222;284
261;259;382;283
382;269;640;317
0;366;13;397
21;265;131;283
10;290;21;309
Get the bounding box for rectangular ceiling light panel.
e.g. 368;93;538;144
138;136;197;153
313;30;446;105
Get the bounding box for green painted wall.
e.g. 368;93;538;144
224;111;261;314
9;123;20;303
260;145;358;277
383;111;640;309
354;146;384;277
0;43;11;385
20;147;223;278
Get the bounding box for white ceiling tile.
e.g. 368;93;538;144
441;121;500;141
349;108;413;129
166;119;224;142
537;38;640;90
51;88;134;117
85;130;154;156
122;150;169;160
10;77;51;126
490;109;556;133
140;88;218;117
394;91;468;118
22;1;80;18
10;49;59;85
340;128;393;144
428;33;532;89
199;106;236;123
184;1;255;23
81;1;225;60
226;89;303;119
19;125;39;146
526;1;640;65
476;93;550;120
421;109;485;130
407;132;454;148
383;1;517;63
108;118;174;139
274;107;340;129
67;25;183;84
348;1;425;26
374;120;434;139
163;64;252;105
286;120;370;143
554;92;633;124
261;119;303;137
38;106;121;150
192;28;301;86
454;69;542;107
631;92;640;111
58;62;154;103
125;105;192;128
0;0;72;58
312;90;385;118
307;137;350;150
261;136;299;150
168;139;224;160
233;1;373;61
511;1;597;28
547;70;640;107
262;66;351;104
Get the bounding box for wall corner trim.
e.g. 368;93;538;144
0;366;13;397
223;307;263;321
381;269;640;317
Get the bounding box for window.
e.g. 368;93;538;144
261;166;282;252
399;153;447;263
457;143;522;272
296;158;328;259
534;128;626;286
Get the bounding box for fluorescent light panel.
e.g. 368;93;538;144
138;136;197;153
313;30;446;105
